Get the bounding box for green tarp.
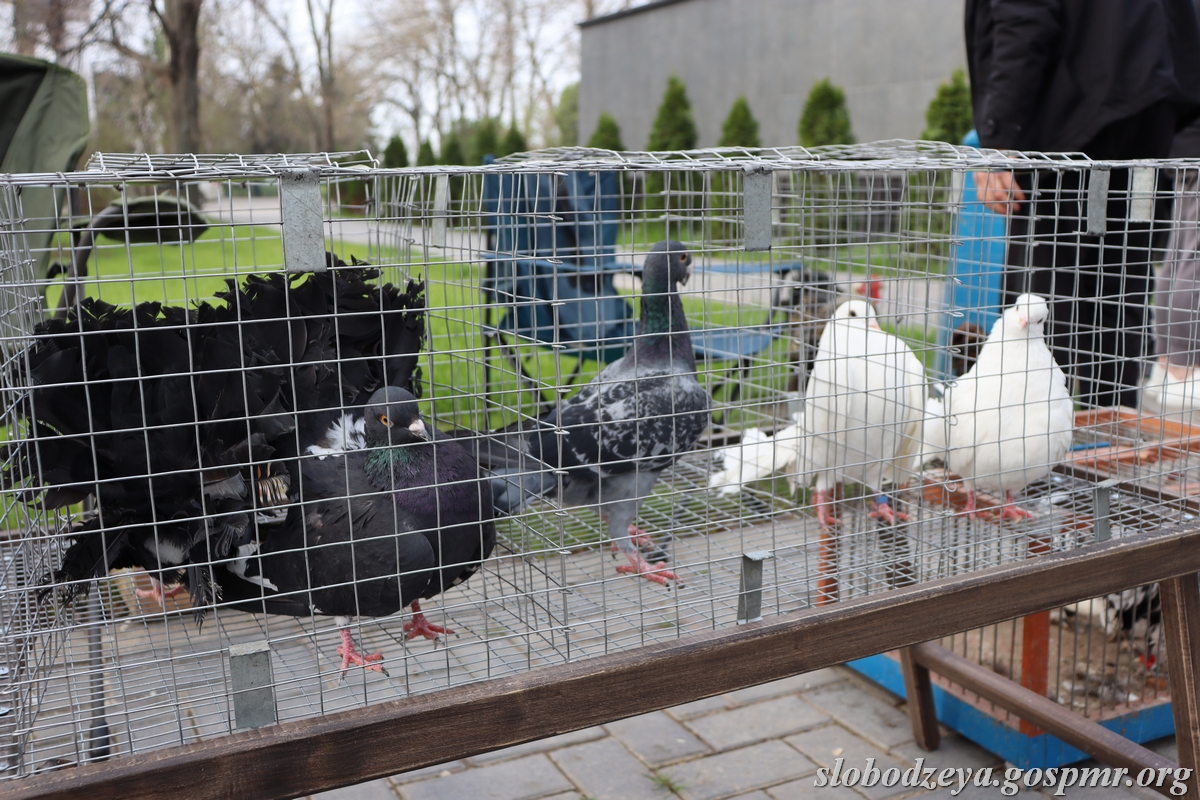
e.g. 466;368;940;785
1;53;90;281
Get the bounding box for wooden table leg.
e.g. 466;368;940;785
816;529;839;606
1019;533;1052;736
1160;574;1200;795
1019;609;1050;736
900;646;940;750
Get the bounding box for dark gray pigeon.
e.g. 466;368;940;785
217;387;496;674
471;240;711;585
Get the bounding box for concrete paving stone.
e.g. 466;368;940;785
766;777;865;800
1025;764;1164;800
667;694;734;720
550;737;666;800
467;727;607;765
921;784;1014;800
390;761;467;784
685;695;829;752
802;683;913;749
784;726;909;800
890;734;1003;774
729;792;773;800
670;740;817;800
539;794;584;800
725;669;846;706
1030;783;1142;800
605;710;710;766
400;753;573;800
310;778;399;800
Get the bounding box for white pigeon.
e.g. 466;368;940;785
709;412;808;494
918;383;951;466
945;293;1074;520
803;299;927;527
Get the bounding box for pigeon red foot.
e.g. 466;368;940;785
404;600;453;641
609;524;657;554
626;524;656;548
615;552;679;586
815;487;840;528
869;494;908;525
337;628;387;676
963;490;993;520
136;580;186;606
997;491;1034;521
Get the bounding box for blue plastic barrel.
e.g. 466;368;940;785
936;129;1008;379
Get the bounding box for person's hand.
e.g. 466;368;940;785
972;170;1026;215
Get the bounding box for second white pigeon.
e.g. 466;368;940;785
946;293;1074;520
709;412;810;495
803;299;927;527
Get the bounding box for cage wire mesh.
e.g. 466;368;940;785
0;141;1196;778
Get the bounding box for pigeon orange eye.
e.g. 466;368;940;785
380;414;389;426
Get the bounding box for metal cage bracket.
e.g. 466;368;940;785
280;169;326;273
737;550;774;624
1087;166;1110;236
229;641;277;731
742;166;774;252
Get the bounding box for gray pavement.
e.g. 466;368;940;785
307;666;1177;800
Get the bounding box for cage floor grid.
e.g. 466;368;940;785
3;462;1188;776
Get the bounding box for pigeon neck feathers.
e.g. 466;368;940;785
639;276;688;335
973;299;1053;377
636;240;695;367
362;386;428;482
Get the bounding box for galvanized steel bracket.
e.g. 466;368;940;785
229;640;277;731
280;168;326;273
743;166;774;252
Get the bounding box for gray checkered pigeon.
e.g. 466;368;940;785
467;240;711;586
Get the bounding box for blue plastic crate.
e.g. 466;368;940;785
848;653;1174;769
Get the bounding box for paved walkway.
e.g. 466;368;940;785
307;665;1176;800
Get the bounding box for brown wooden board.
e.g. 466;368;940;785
8;522;1200;800
899;646;940;750
910;642;1178;798
1160;574;1200;796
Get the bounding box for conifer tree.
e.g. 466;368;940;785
556;82;579;145
416;140;437;166
383;135;408;168
719;96;761;148
500;123;527;157
922;69;973;145
587;112;625;150
471;118;500;164
645;75;697;217
647;74;698;151
439;131;466;165
799;78;855;147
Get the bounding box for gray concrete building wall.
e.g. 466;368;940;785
579;0;968;149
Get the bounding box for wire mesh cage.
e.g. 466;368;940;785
0;142;1197;780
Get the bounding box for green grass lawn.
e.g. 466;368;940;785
41;225;403;309
45;225;284;309
36;222;929;430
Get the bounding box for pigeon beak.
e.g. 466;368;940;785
409;419;428;439
681;261;692;286
1016;316;1029;330
868;318;882;331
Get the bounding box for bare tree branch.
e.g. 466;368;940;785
104;20;170;76
248;0;324;137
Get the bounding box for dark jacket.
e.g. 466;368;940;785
1173;118;1200;157
965;0;1200;152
